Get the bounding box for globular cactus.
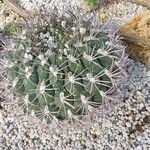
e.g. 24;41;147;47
1;9;127;124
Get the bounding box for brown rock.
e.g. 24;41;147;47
126;42;150;69
120;11;150;47
120;11;150;69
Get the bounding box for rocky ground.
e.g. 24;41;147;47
0;0;150;149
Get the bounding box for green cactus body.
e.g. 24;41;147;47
3;11;126;124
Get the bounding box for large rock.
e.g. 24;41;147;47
120;11;150;69
127;42;150;69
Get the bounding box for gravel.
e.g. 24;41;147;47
105;0;147;26
20;0;148;26
0;0;150;149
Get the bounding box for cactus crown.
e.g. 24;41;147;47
2;9;126;124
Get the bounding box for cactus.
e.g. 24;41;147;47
1;9;127;124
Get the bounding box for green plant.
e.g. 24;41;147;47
84;0;99;6
3;22;17;35
1;9;127;124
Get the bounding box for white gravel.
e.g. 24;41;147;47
19;0;148;26
105;0;147;26
0;0;150;149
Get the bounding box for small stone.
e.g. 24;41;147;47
135;145;143;150
126;122;132;128
130;133;135;139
